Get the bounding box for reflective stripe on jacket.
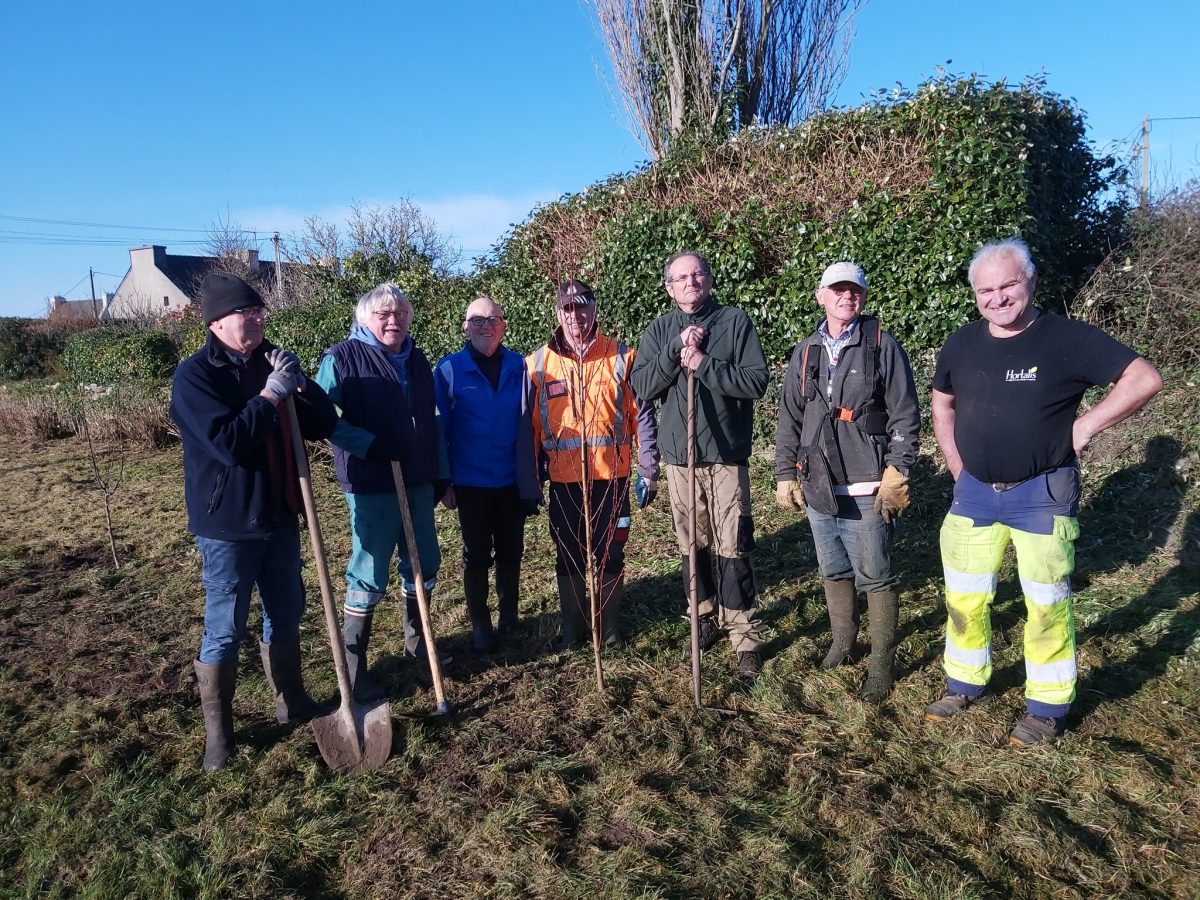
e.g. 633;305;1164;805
528;333;638;484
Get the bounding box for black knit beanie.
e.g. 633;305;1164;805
201;272;263;325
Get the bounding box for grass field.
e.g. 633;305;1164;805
1;379;1197;899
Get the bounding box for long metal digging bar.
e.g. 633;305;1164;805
391;461;453;715
686;370;736;716
284;397;392;774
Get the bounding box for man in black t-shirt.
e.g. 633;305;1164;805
926;237;1162;746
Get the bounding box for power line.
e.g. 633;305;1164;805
0;213;211;233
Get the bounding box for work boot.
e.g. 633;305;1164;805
463;567;497;652
1008;714;1065;747
683;614;722;659
555;574;588;650
819;578;859;669
600;574;625;648
860;590;899;704
193;658;237;773
737;650;763;678
343;610;386;703
496;562;522;634
403;587;453;665
259;636;332;723
925;688;990;722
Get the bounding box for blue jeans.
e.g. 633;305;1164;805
806;494;897;593
344;486;441;613
195;527;306;664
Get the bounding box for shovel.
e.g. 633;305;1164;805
391;461;452;716
685;370;736;716
283;397;392;774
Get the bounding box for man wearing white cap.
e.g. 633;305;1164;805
774;261;920;702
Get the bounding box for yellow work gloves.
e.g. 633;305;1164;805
775;479;805;512
873;465;910;523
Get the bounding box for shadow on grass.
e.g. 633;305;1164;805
1074;508;1200;721
1075;436;1185;585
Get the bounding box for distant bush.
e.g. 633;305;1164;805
62;328;177;383
1075;186;1200;369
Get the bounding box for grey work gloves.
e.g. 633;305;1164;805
874;465;910;523
263;348;307;402
263;368;302;402
775;479;805;512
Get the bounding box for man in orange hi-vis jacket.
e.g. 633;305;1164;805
527;280;659;650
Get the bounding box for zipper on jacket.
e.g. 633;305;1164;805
207;468;228;513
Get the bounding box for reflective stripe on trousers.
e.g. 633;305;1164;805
940;510;1080;714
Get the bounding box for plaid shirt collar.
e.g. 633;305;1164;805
818;316;859;365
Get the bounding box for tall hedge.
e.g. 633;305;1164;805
477;74;1122;361
62;328;177;383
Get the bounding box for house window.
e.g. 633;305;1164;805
163;297;169;307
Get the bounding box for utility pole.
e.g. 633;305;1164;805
272;233;284;301
89;267;98;321
1140;115;1150;208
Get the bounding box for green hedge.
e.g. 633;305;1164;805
479;74;1122;362
62;328;177;383
0;319;59;380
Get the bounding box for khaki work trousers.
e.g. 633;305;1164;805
665;462;763;652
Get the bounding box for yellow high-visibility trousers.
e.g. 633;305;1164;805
940;511;1080;717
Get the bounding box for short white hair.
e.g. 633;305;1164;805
355;283;412;326
968;238;1036;289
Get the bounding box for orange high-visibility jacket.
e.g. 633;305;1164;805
527;332;639;484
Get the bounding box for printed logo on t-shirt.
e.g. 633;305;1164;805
1005;366;1038;383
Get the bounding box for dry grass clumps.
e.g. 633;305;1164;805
522;126;932;280
1074;186;1200;367
0;383;173;448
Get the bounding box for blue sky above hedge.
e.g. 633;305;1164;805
1;0;1195;318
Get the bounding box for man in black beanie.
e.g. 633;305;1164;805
170;272;338;772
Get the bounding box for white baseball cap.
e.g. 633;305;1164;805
819;262;868;290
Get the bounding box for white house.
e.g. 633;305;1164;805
107;245;279;320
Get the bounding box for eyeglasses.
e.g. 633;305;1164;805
373;309;411;321
231;307;266;320
467;315;505;327
666;271;709;285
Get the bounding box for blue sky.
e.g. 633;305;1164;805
2;0;1196;318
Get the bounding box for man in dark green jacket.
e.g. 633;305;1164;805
630;250;769;676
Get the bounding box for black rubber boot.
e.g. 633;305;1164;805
600;574;625;648
403;588;453;666
463;567;497;651
258;636;332;724
861;590;899;704
343;610;386;703
820;578;859;670
555;575;588;650
496;562;521;634
194;658;237;773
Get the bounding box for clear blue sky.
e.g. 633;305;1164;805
2;0;1195;318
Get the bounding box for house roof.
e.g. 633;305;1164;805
157;253;277;300
48;298;102;321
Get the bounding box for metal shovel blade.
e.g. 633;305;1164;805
311;698;392;775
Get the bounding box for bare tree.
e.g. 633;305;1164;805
590;0;861;159
282;200;462;305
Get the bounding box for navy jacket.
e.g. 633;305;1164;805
170;332;337;540
321;338;440;493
